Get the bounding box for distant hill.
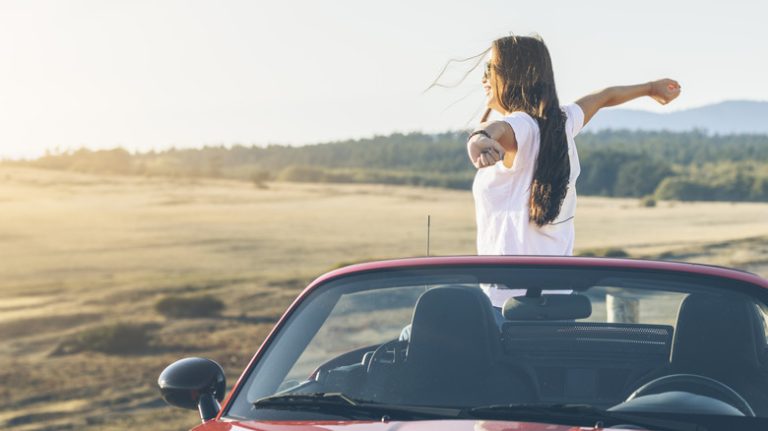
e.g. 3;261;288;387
584;100;768;135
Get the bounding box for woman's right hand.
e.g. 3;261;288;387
467;135;505;169
649;79;681;105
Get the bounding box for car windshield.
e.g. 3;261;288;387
226;265;768;422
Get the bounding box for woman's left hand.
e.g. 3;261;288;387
649;79;681;105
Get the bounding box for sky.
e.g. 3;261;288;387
0;0;766;159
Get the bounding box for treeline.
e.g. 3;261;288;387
27;132;476;189
14;130;768;202
576;131;768;201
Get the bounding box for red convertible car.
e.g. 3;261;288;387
158;256;768;430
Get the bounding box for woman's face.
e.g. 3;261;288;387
483;48;504;114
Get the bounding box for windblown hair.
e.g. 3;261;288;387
490;35;569;226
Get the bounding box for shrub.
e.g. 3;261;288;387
603;248;630;258
251;169;272;188
639;196;657;207
577;248;630;258
52;323;152;355
276;166;327;182
155;295;225;318
654;177;714;201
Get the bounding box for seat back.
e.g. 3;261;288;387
398;286;509;406
670;293;768;415
407;286;501;368
672;294;763;370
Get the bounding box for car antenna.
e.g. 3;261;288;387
426;215;431;256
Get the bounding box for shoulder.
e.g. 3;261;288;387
501;111;538;146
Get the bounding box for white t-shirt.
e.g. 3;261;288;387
472;103;585;256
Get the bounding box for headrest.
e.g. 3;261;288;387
672;294;762;369
407;286;500;365
503;293;592;321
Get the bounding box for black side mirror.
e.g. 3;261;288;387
158;357;226;422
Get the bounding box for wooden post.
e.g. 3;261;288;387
607;294;639;323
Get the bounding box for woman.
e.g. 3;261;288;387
467;35;681;257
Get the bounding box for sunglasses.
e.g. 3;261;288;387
483;62;492;80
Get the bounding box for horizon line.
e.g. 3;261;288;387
2;99;767;162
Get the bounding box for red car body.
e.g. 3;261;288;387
193;418;598;431
180;256;768;431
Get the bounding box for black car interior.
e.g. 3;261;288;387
311;285;768;415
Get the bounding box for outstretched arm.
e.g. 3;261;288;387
576;78;681;126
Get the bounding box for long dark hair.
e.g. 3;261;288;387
489;35;569;226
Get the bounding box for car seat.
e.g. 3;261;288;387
397;286;535;407
641;293;768;415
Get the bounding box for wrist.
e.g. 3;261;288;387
646;81;655;97
468;129;491;142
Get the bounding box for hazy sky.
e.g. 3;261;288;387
1;0;766;159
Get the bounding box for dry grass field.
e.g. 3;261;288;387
1;166;767;430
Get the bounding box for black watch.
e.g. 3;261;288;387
468;130;491;140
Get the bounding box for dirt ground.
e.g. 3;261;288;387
1;166;766;430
